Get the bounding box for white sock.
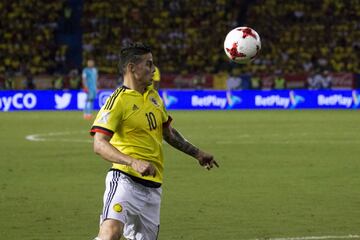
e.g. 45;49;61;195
93;238;103;240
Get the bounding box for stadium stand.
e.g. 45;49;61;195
0;0;359;89
0;1;64;75
244;0;360;75
81;0;237;74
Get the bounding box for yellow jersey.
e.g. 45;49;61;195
90;85;171;185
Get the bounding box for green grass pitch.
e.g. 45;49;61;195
0;110;359;240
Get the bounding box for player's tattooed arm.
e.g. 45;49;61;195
163;125;219;169
163;125;199;158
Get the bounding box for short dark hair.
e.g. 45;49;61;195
118;42;152;74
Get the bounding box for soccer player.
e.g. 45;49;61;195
90;43;219;240
152;65;161;90
82;59;98;120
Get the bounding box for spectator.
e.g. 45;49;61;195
321;70;332;89
273;70;286;89
68;69;81;90
307;70;322;90
174;70;189;89
226;69;242;90
53;73;64;90
251;73;261;90
4;71;15;89
25;70;35;89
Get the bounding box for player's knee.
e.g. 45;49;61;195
98;219;123;240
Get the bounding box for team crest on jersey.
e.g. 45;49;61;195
113;203;123;213
150;96;160;107
97;111;110;124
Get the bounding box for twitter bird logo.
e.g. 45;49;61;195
55;93;72;109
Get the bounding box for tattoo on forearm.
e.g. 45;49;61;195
164;127;199;158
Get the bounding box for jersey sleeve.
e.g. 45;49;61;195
90;93;123;137
82;69;87;79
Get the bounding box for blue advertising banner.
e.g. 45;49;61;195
161;90;360;110
0;89;359;111
0;90;114;111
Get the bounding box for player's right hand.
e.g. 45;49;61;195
131;159;156;177
197;151;219;170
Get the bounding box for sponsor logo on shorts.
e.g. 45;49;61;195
113;203;122;213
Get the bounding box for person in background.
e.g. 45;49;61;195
251;73;261;90
69;69;81;90
273;70;286;89
82;59;98;120
4;70;15;89
226;68;242;90
321;70;332;89
25;70;35;90
307;69;324;90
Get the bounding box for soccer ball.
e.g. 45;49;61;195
224;26;261;64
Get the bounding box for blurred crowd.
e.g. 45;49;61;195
0;0;359;90
244;0;360;75
82;0;238;74
0;1;65;76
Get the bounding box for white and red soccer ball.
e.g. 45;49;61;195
224;26;261;64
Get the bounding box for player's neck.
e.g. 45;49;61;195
123;78;146;95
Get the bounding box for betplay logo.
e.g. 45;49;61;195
318;94;352;108
192;95;227;109
255;91;304;109
255;95;289;108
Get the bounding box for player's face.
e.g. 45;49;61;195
87;60;95;67
134;53;155;87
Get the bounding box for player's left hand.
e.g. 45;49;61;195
197;151;219;170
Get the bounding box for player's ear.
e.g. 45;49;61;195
127;63;135;73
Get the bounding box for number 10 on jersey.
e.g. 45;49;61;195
145;112;157;130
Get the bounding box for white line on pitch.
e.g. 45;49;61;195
25;131;91;143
